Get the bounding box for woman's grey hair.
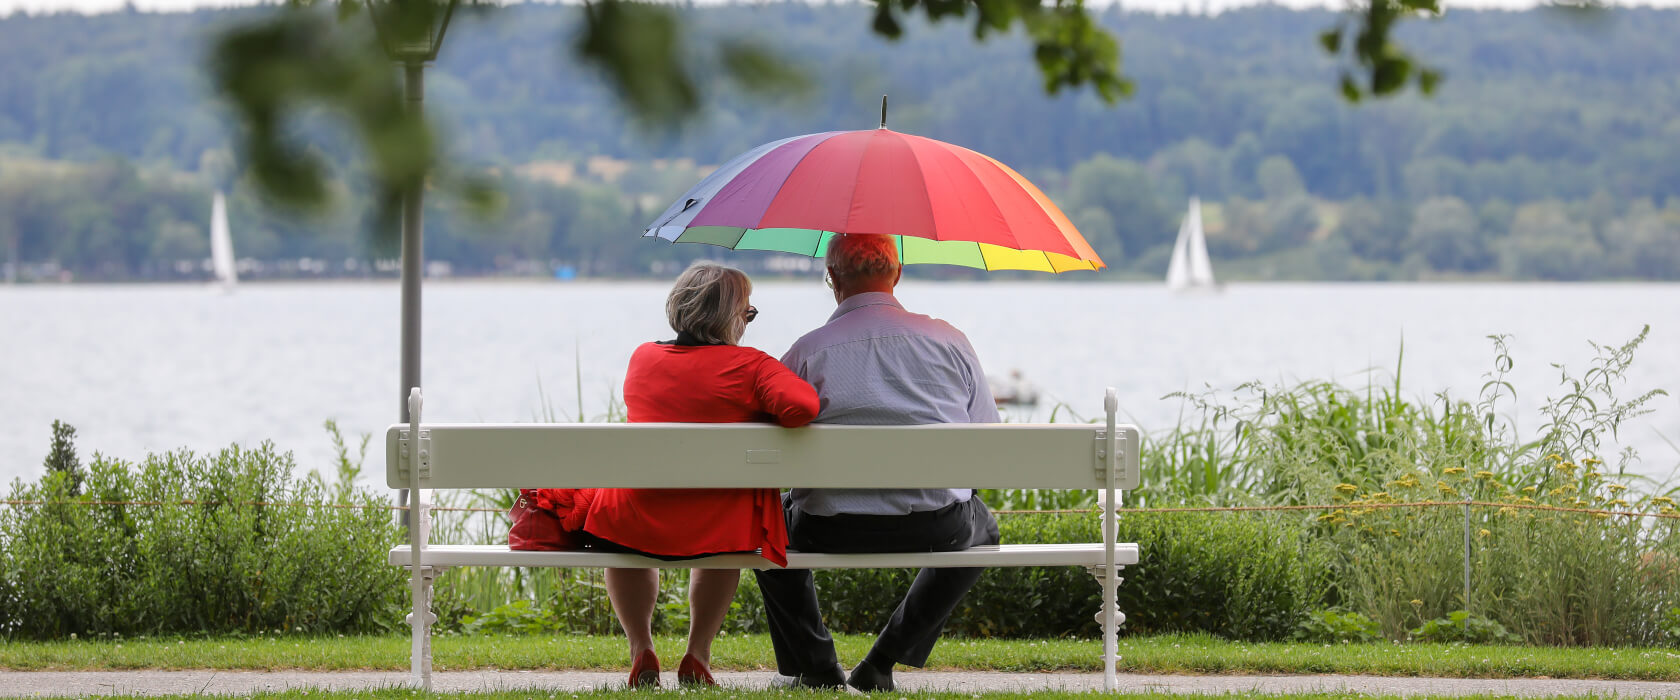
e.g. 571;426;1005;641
666;261;752;345
825;233;900;284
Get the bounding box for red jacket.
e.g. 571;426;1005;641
577;342;818;566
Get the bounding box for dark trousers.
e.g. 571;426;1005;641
753;493;1000;674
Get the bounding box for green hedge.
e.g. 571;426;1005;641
0;445;404;639
810;511;1323;641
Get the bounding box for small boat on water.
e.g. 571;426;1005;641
1166;196;1221;293
990;369;1040;407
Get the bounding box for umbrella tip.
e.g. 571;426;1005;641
879;95;888;130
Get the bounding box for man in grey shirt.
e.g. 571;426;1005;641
755;233;1001;692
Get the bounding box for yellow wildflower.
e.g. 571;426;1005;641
1390;529;1401;536
1583;457;1602;466
1547;453;1562;461
1478;528;1491;538
1592;513;1610;520
1661;506;1676;515
1410;599;1423;608
1521;486;1538;495
1556;461;1578;472
1436;481;1458;497
1653;497;1675;506
1607;484;1627;493
1474;471;1495;481
1584;471;1602;481
1370;491;1390;500
1443;467;1466;476
1518;497;1537;504
1548;485;1577;496
1607;499;1629;508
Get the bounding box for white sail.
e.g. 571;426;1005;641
210;190;238;290
1184;197;1216;286
1165;212;1192;289
1166;196;1218;291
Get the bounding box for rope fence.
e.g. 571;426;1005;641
6;498;1677;520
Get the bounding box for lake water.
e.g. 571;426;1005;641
3;281;1678;489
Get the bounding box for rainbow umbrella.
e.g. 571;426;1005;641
642;128;1105;272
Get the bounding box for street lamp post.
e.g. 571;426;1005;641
367;0;458;534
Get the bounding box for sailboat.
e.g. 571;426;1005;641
1165;196;1220;292
210;190;238;292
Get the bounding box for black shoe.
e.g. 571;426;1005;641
847;660;894;693
770;663;846;690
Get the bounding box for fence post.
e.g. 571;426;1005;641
1462;494;1472;612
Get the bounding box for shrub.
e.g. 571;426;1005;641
809;511;1324;641
43;420;83;496
0;443;404;639
1660;607;1680;646
1410;610;1519;644
1295;609;1381;644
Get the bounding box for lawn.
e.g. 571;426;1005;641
0;692;1653;700
2;633;1677;681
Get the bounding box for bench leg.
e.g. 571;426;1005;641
1086;564;1126;691
408;565;439;689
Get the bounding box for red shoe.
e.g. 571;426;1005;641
677;653;717;687
629;648;660;688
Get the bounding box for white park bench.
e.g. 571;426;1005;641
387;387;1142;691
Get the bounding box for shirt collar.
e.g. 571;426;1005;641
829;291;903;322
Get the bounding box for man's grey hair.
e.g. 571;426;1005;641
825;233;900;283
666;261;752;345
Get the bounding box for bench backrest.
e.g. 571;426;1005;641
385;422;1141;491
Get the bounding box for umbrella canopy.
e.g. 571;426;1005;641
643;129;1105;272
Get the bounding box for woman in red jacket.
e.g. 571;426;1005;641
585;261;818;688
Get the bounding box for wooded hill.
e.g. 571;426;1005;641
2;3;1677;280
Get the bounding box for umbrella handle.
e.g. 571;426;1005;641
880;95;888;130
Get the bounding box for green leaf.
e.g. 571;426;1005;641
719;40;813;99
1418;68;1443;94
871;2;905;39
1371;56;1410;95
1320;29;1342;53
1340;74;1362;102
574;0;697;124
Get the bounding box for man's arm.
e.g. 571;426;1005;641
957;336;1001;424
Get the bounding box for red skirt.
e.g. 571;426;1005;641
539;487;788;567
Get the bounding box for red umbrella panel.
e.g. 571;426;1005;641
644;129;1105;272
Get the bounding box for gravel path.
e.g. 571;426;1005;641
5;670;1680;697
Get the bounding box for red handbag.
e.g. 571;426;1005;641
508;488;586;550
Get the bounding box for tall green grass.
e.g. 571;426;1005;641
1125;327;1678;645
3;330;1676;646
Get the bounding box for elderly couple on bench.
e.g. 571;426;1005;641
552;233;1003;691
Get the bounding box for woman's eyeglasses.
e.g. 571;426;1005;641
743;306;758;323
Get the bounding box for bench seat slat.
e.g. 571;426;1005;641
390;543;1140;569
386;423;1142;491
